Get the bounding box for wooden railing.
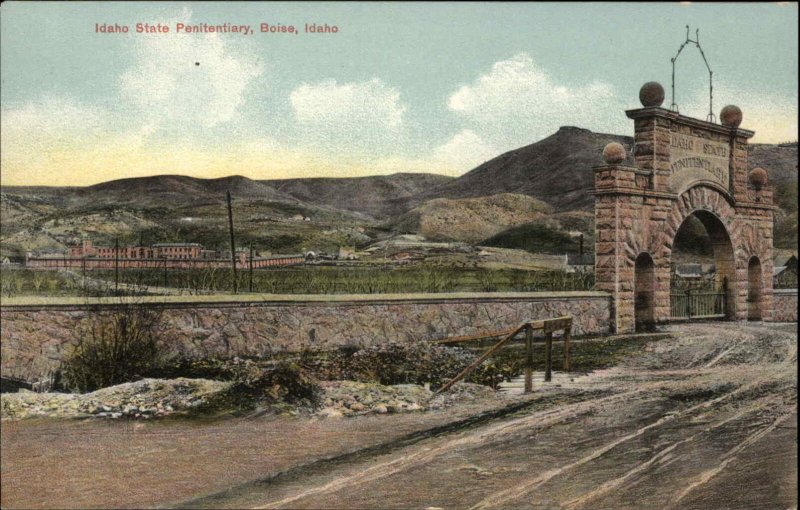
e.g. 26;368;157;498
435;316;573;394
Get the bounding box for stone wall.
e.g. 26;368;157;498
772;289;798;322
1;292;611;384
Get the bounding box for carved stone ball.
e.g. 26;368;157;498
749;167;768;189
720;105;743;128
602;142;626;164
639;82;665;107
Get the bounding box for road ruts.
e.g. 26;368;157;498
180;322;797;510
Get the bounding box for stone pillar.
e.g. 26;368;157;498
735;167;775;322
593;142;642;333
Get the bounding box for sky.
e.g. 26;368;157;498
1;2;797;186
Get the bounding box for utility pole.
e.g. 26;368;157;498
227;191;238;294
249;244;254;293
579;233;584;264
114;237;119;294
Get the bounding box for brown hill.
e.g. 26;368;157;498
392;193;553;243
749;143;797;185
73;174;301;209
264;173;454;220
1;132;796;256
416;127;633;212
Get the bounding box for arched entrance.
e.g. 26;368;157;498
669;210;735;320
634;253;656;332
747;256;763;321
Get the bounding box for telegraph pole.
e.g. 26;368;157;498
227;191;238;294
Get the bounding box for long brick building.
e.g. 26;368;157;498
28;240;304;270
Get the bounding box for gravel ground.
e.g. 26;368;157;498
1;381;539;509
1;378;492;421
1;322;796;510
1;378;231;420
183;322;798;510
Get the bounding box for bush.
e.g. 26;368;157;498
211;360;323;411
59;303;167;392
151;356;323;410
300;342;478;389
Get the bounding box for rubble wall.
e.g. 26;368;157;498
1;292;612;383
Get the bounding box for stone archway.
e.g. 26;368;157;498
593;82;775;333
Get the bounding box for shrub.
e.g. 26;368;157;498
59;303;167;392
150;356;323;410
210;360;323;411
300;342;477;389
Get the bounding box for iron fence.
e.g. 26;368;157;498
670;289;726;319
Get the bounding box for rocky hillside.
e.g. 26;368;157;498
415;127;633;212
391;193;552;243
265;173;454;220
749;143;797;185
1;132;796;258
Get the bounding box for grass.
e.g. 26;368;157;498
80;266;595;295
0;265;595;298
0;269;83;297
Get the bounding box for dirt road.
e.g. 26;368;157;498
181;322;797;509
2;323;796;509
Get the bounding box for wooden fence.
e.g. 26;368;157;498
435;316;573;393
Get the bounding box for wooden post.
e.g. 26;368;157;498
544;331;553;382
524;326;533;393
563;327;572;372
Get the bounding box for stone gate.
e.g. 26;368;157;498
593;82;775;333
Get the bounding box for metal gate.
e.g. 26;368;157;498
670;289;726;319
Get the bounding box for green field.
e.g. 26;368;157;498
0;266;595;297
94;266;595;294
0;269;84;297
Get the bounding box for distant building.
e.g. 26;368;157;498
26;240;304;270
674;264;704;279
773;254;798;288
151;243;203;259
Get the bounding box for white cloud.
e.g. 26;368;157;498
289;78;406;154
1;97;104;139
119;8;262;130
447;53;626;151
430;129;498;172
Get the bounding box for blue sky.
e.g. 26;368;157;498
1;2;797;186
